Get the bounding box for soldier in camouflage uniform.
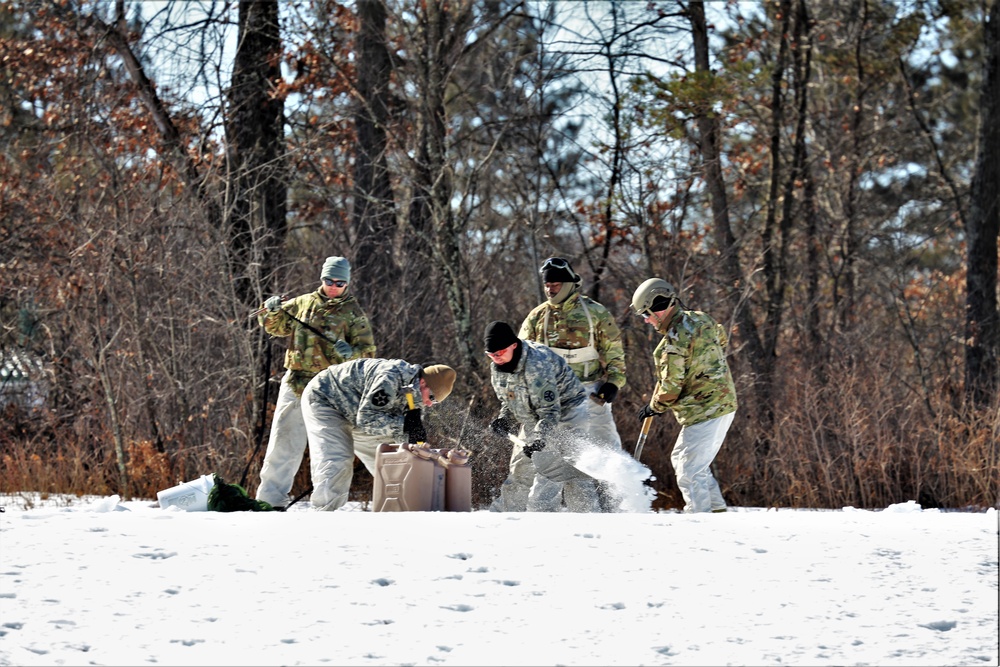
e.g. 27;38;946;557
300;359;457;511
484;321;600;513
254;256;376;508
631;278;738;513
516;257;627;511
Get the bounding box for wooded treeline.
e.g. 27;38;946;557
1;0;996;510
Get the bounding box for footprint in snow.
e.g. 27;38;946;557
133;551;176;560
919;620;957;632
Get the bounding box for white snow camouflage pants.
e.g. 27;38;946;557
255;371;309;508
300;383;382;511
672;411;735;513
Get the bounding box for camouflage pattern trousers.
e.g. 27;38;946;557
490;401;606;513
300;385;384;511
514;381;624;512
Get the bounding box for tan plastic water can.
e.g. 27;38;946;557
373;443;472;512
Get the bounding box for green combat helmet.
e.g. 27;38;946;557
631;278;678;317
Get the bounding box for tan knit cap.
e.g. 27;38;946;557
422;365;457;403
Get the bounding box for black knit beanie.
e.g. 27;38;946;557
484;321;519;353
541;265;576;283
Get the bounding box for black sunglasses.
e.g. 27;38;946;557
636;296;676;318
323;278;348;288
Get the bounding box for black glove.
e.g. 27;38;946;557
522;439;546;458
490;415;518;438
637;404;661;421
403;409;427;444
593;382;618;403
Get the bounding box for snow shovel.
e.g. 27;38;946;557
248;294;289;319
633;415;653;462
506;433;594;483
251;300;352;357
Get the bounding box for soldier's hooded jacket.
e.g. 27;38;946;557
258;288;376;395
650;308;737;426
491;339;588;441
519;290;626;389
307;358;422;440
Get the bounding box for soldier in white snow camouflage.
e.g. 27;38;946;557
254;256;376;508
517;256;627;511
484;321;599;512
632;278;738;513
301;358;457;511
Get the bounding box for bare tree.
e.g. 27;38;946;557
395;0;529;379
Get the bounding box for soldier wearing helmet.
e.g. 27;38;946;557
631;278;737;513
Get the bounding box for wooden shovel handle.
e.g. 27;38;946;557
634;415;654;461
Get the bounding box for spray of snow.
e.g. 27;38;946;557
571;444;657;513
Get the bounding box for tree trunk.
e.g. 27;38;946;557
401;1;445;361
591;0;626;305
226;0;288;483
353;0;400;332
226;0;287;307
424;1;477;378
797;0;824;380
965;0;1000;408
761;0;792;363
838;0;869;331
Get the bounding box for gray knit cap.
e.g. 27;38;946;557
321;256;351;282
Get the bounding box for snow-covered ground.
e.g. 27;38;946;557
1;492;996;667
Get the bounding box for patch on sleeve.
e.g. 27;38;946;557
542;389;556;403
371;389;390;407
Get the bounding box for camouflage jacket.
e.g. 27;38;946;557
258;288;376;395
649;308;737;426
307;358;422;440
519;290;626;388
491;340;588;441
